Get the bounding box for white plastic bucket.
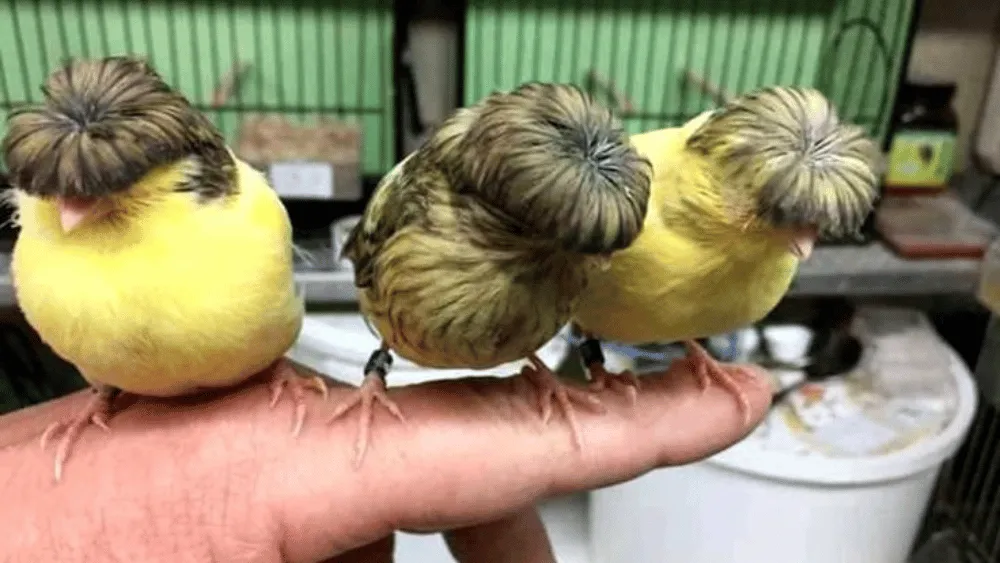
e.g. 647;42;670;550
589;350;978;563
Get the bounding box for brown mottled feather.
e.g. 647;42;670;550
2;56;235;202
342;82;652;369
686;86;881;238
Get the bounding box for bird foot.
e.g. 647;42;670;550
587;363;640;405
40;385;118;483
267;358;329;438
682;340;754;426
520;361;606;450
328;371;405;469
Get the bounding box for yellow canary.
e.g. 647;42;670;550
2;56;325;481
571;87;881;422
339;82;652;464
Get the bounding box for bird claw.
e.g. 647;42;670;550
519;363;605;450
587;364;641;405
40;386;118;483
39;423;59;452
267;359;329;438
90;412;112;432
327;372;405;469
683;340;753;426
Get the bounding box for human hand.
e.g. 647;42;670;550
0;360;770;562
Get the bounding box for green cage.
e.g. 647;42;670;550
0;0;396;177
463;0;919;145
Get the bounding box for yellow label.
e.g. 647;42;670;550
885;130;956;187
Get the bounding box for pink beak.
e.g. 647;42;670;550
57;197;101;233
788;228;818;260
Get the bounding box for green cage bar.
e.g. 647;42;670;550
0;0;396;176
464;0;917;145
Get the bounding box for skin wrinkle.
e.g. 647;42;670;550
93;508;115;561
197;408;275;563
41;512;66;561
1;362;768;563
188;479;215;562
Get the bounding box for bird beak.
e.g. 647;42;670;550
56;197;105;233
788;228;818;260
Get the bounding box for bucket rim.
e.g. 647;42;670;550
705;350;979;486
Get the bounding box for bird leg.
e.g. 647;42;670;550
681;339;753;425
40;383;120;483
520;354;606;449
579;337;640;404
327;345;405;468
267;357;329;437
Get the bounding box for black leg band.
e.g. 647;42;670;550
579;338;605;367
364;349;394;378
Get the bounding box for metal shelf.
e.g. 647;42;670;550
0;241;982;308
788;242;981;296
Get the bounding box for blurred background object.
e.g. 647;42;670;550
6;0;1000;561
884;80;959;196
877;192;999;259
0;0;397;242
0;308;86;415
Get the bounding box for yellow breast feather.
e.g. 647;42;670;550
12;159;302;396
573;129;799;344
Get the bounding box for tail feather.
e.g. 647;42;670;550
686;86;881;238
430;82;652;254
